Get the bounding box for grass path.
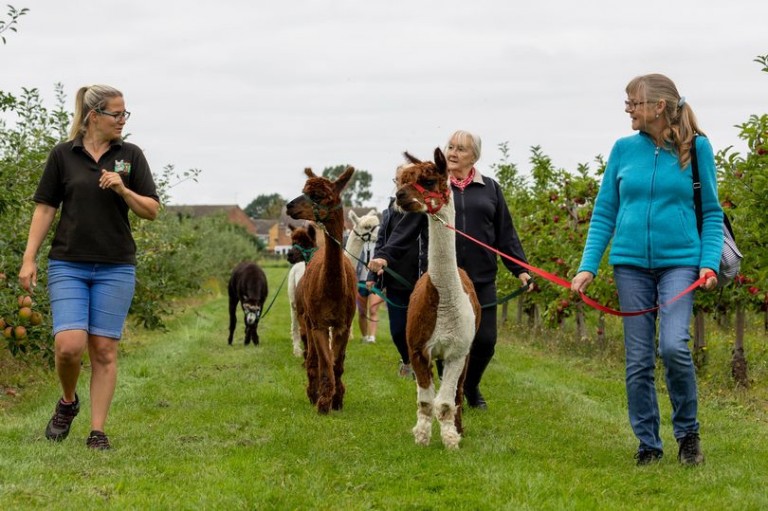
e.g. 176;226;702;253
1;265;767;510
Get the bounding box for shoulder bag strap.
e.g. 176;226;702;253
690;135;703;234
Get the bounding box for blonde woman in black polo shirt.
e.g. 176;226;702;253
19;84;160;450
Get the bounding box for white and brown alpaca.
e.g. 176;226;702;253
286;223;318;358
344;209;380;342
286;167;357;414
396;148;481;449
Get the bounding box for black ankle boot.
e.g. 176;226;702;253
463;354;492;410
464;387;487;409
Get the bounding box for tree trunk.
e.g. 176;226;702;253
500;301;508;325
597;312;607;352
517;296;524;325
527;304;540;329
575;303;586;341
693;311;707;369
731;305;749;387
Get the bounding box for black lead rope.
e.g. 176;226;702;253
258;266;291;321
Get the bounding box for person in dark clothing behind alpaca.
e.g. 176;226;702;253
367;165;424;378
369;130;532;409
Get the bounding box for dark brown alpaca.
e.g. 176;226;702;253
286;167;357;414
286;223;318;357
227;261;269;346
396;148;481;449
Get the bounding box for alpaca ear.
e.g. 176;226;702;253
434;147;447;174
403;151;421;164
289;224;296;233
304;167;316;178
348;210;359;224
307;223;317;242
367;209;377;217
334;166;355;192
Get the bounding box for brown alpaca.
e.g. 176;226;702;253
286;167;357;414
396;148;481;449
286;223;318;357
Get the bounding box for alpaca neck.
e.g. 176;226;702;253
426;200;461;292
321;212;346;275
344;235;363;265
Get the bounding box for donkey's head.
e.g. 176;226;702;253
348;209;380;244
287;223;318;264
286;167;355;224
395;147;450;214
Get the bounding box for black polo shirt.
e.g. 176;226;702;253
33;137;159;265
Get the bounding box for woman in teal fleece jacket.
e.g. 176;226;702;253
571;74;723;467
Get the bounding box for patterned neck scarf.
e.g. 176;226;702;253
450;167;476;190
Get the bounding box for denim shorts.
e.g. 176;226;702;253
357;281;372;298
47;260;136;340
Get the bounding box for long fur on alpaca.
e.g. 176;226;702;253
396;148;481;449
286;167;357;414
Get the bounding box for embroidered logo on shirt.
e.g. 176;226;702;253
114;160;131;176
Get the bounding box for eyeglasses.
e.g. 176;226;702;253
95;109;131;120
624;100;654;111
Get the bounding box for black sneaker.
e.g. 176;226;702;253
677;433;704;466
45;394;80;441
86;430;111;450
634;448;663;466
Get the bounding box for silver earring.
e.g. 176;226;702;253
655;113;659;118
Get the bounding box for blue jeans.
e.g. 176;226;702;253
614;265;699;452
47;260;136;340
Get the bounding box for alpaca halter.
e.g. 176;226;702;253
302;193;343;223
352;229;375;243
411;182;450;214
292;243;317;263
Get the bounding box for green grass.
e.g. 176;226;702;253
1;265;768;510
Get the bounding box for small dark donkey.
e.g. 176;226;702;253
228;261;269;346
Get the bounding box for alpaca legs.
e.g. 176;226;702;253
304;330;320;405
313;328;336;414
331;327;349;411
413;385;435;446
436;358;464;449
411;350;435;445
290;306;303;357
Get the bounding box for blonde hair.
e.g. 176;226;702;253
68;84;123;141
626;74;705;169
446;130;482;163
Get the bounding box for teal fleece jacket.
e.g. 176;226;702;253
578;132;724;275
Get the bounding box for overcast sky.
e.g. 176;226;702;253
2;1;766;211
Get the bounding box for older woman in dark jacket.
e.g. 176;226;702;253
370;130;531;408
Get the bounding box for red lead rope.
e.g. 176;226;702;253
441;221;714;317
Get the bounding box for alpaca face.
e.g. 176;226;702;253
287;224;318;264
242;302;262;326
286;167;354;223
395;148;450;214
349;211;380;243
